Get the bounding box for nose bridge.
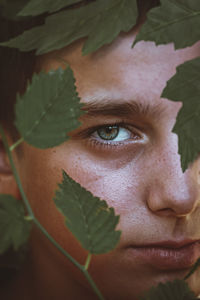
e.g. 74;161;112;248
147;133;199;217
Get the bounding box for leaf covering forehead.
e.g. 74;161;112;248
1;0;138;55
19;0;81;16
133;0;200;49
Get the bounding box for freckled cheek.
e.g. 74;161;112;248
20;141;145;224
63;150;144;214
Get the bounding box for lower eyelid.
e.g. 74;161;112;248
86;136;147;152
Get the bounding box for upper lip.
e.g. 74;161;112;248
132;239;200;249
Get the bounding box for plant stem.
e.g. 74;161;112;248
0;124;105;300
83;270;105;300
0;127;33;217
24;215;34;221
84;253;92;270
184;258;200;280
9;137;24;151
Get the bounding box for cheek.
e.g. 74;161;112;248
17;141;148;258
57;141;147;215
21;143;143;212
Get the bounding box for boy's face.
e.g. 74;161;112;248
13;28;200;299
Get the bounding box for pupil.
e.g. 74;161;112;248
98;126;119;140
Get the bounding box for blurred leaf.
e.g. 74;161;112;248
15;67;84;149
0;195;31;254
162;57;200;171
133;0;200;49
140;279;196;300
0;0;28;20
1;0;138;55
18;0;81;16
54;171;121;254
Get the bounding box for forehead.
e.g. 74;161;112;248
39;31;200;111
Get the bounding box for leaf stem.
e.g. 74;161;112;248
84;253;92;270
9;137;24;151
83;270;105;300
24;215;34;221
0;124;105;300
0;126;33;217
184;258;200;280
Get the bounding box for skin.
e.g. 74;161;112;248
3;28;200;299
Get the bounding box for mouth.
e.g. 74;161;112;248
126;239;200;270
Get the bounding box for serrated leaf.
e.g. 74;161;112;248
15;66;84;149
133;0;200;49
0;195;31;254
162;57;200;172
18;0;81;16
140;279;196;300
1;0;138;55
54;171;121;254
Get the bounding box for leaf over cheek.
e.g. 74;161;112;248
0;195;31;254
162;57;200;172
54;171;121;254
15;67;84;149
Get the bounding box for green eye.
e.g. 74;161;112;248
97;126;119;140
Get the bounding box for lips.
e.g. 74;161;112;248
133;239;200;249
126;239;200;270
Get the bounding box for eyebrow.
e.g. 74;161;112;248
81;97;166;120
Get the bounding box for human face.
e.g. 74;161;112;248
13;30;200;299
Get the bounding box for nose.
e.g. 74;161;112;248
146;134;200;218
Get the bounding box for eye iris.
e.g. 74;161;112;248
97;126;119;140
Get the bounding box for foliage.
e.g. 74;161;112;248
1;0;138;55
133;0;200;49
1;0;200;170
139;279;196;300
0;0;28;20
0;195;31;254
18;0;81;16
54;171;121;254
162;57;200;171
15;66;84;149
0;0;200;299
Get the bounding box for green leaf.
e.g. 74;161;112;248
1;0;138;55
0;0;28;20
140;279;196;300
54;171;121;254
162;57;200;171
18;0;81;16
133;0;200;49
0;195;31;254
15;66;84;149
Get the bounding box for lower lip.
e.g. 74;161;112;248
126;241;200;270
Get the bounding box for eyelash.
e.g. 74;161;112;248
81;122;143;150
